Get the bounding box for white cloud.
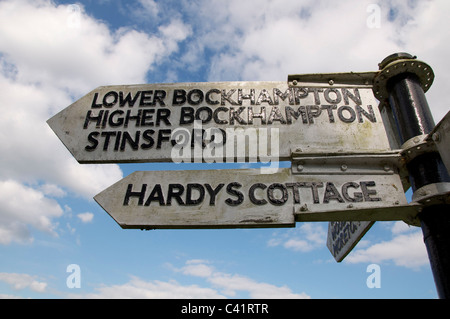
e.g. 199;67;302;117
85;276;225;299
176;0;449;121
180;259;214;278
0;180;63;244
0;273;47;293
345;222;428;270
39;184;67;198
177;260;309;299
93;259;309;299
77;212;94;223
0;0;190;244
268;223;326;253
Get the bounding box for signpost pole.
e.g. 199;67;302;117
375;53;450;298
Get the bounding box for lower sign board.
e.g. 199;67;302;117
94;166;410;229
326;221;374;262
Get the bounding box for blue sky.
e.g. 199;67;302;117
0;0;449;299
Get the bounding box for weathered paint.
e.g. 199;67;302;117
47;81;392;164
94;166;411;229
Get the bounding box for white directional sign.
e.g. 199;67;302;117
94;162;412;229
47;79;393;164
326;221;374;262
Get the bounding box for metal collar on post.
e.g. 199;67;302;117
373;52;434;105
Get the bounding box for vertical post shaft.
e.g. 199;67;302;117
378;53;450;298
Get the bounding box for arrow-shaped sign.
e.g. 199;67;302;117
47;79;393;164
94;157;415;229
326;221;374;262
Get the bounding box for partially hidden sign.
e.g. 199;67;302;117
326;221;374;262
47;81;392;164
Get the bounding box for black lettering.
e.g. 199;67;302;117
187;89;204;105
342;182;364;202
153;90;166;106
91;92;102;108
144;184;165;206
114;131;121;151
248;107;266;125
120;91;141;107
294;88;309;104
141;129;155;149
323;182;345;203
140;109;155;126
342;88;362;105
238;89;255;105
267;106;286;124
195;106;213;124
167;184;185;206
156;109;171;126
256;89;273;105
205;89;220;105
360;181;381;202
84;110;104;129
285;106;308;124
101;131;116;151
186;183;205;205
221;89;238;105
273;88;294;105
356;105;377;123
124;110;142;128
338;106;356;123
124;184;147;206
285;183;301;204
249;183;267;205
157;129;172;149
213;107;229;124
173;89;187;105
204;183;225;205
180;107;194;125
108;110;124;127
225;182;244;206
103;91;118;107
300;182;323;204
267;183;288;205
139;90;153;106
308;88;323;105
324;88;342;104
229;107;247;124
321;105;337;123
85;131;99;151
306;105;321;124
101;110;109;128
120;131;140;151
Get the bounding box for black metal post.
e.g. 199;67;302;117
375;53;450;298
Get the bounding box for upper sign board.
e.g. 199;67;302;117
47;79;392;164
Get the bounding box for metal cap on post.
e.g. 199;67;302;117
374;53;450;298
